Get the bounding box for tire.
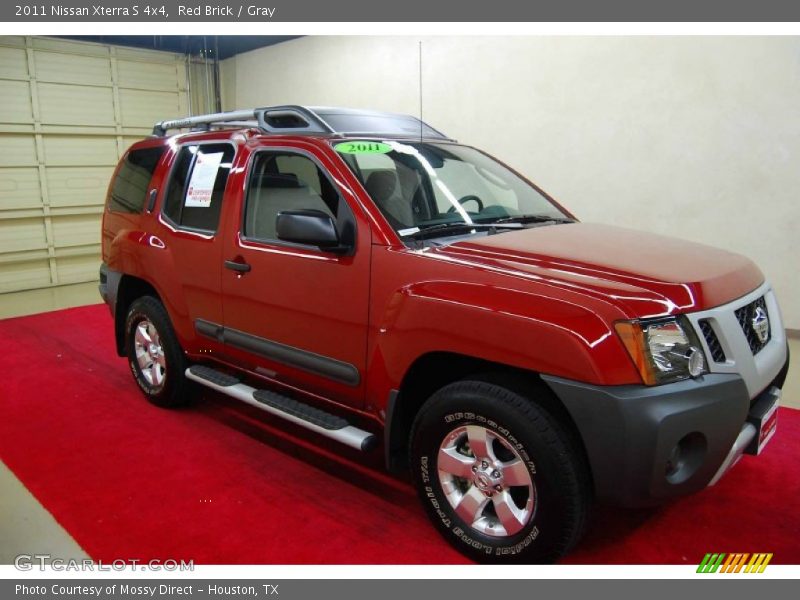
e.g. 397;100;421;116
409;379;589;563
124;296;191;408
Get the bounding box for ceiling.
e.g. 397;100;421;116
58;36;301;60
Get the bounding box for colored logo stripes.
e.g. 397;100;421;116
697;553;773;573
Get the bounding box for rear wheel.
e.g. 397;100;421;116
124;296;190;408
409;379;589;563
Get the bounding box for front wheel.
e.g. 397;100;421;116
409;379;589;563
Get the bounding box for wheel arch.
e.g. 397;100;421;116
385;351;592;490
114;275;163;356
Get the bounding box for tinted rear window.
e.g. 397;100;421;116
162;143;235;233
108;146;166;213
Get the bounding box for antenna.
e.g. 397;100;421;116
419;40;423;142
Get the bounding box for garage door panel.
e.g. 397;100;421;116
33;37;109;58
117;59;179;91
0;80;34;123
119;89;182;127
43;136;118;166
0;46;28;79
0;167;42;209
0;217;47;253
37;83;115;126
0;258;51;292
46;166;114;207
35;51;112;86
114;46;177;63
54;254;101;285
50;213;102;248
0;37;186;294
0;135;38;167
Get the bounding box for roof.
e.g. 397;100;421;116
151;105;454;142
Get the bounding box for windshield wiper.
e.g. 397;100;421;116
482;214;575;225
401;221;523;240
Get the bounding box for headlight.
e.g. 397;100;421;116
615;316;706;385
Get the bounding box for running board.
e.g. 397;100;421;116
185;365;376;452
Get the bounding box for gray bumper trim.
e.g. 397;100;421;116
542;373;751;507
707;422;756;487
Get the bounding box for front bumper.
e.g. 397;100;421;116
542;348;789;507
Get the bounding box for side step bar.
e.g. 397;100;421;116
186;365;376;452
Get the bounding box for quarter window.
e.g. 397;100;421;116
162;144;235;232
108;146;166;213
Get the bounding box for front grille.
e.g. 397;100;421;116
734;296;771;355
698;319;726;362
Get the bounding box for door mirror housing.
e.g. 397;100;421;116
276;209;348;253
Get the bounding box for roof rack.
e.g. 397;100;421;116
151;105;453;141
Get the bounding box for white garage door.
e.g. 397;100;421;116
0;36;189;293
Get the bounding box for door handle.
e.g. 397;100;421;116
146;188;158;212
224;259;251;273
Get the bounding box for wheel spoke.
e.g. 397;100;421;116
150;363;163;386
454;485;490;526
501;459;531;487
438;446;475;479
139;360;152;384
137;323;152;344
136;352;150;371
466;425;496;462
492;490;528;535
134;326;148;347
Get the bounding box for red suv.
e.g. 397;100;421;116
100;105;789;563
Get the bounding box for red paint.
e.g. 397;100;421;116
1;305;799;564
102;131;766;421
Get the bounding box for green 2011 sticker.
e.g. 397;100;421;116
334;141;392;154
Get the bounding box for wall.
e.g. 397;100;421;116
225;36;800;328
0;36;189;294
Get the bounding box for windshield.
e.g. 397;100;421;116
336;141;569;239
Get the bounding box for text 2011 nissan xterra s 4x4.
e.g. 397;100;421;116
100;106;789;563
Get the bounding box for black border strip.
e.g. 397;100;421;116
195;319;360;386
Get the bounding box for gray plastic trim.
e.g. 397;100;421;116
194;319;360;386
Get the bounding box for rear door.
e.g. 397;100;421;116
220;142;372;408
157;141;236;350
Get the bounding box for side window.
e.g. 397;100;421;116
162;143;235;232
108;146;166;213
244;152;339;242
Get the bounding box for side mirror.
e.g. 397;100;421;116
276;209;347;252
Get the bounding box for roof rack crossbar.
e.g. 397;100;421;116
152;105;335;137
153;109;257;136
152;105;452;141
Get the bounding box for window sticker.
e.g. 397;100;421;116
185;151;224;208
334;141;392;155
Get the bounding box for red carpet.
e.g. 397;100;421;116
1;304;798;564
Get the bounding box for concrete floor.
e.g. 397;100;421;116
0;462;89;564
0;281;798;562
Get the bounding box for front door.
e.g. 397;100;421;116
220;144;371;408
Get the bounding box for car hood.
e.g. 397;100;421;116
432;222;764;318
